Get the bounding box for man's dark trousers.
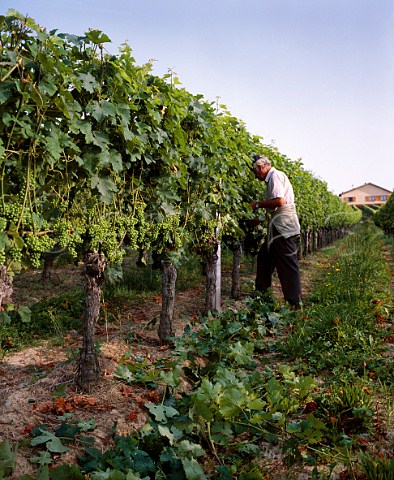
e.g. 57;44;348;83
255;227;301;306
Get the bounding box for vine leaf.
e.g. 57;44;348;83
0;439;14;476
76;73;98;93
91;175;118;204
181;457;207;480
145;404;179;422
30;450;52;466
30;429;69;453
85;29;111;44
17;306;32;324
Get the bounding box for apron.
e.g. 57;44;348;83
267;203;300;249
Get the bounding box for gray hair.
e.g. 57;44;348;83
252;155;271;171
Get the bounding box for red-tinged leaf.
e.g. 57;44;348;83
20;424;35;436
134;396;145;407
302;401;318;414
33;401;54;413
339;469;350;480
54;397;74;414
127;408;139;421
120;384;133;398
145;390;160;404
1;336;13;348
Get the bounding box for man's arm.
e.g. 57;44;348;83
250;197;285;210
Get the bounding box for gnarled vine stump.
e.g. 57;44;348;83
0;266;13;308
77;251;106;391
158;261;177;345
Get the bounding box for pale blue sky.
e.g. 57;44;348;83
2;0;393;194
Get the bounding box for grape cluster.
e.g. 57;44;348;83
190;218;220;255
24;233;56;268
149;214;183;253
133;201;150;249
115;215;139;251
0;202;29;226
0;203;54;269
9;245;23;263
87;220;122;263
53;219;84;259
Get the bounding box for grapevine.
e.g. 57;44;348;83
0;11;362;281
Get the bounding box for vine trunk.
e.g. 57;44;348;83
77;252;106;391
158;261;177;344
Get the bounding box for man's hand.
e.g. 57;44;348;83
247;218;261;228
250;201;259;210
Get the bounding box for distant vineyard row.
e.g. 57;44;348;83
374;195;394;234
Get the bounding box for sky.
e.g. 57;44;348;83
1;0;393;194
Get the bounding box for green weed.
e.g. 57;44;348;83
315;380;374;436
359;452;394;480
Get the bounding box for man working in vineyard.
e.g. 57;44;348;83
250;155;302;308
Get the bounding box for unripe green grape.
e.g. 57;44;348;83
9;246;23;262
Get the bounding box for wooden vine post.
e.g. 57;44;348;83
77;251;106;391
215;235;222;312
205;242;219;314
231;243;242;300
204;214;222;314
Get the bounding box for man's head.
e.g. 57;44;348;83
252;155;271;180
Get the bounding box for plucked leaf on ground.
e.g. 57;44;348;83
49;463;88;479
181;457;207;480
30;450;52;466
18;306;32;323
218;387;244;418
145;404;179;422
30;429;69;453
0;440;14;476
176;440;205;458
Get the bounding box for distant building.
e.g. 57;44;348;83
339;183;391;207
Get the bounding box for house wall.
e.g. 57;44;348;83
341;184;391;206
